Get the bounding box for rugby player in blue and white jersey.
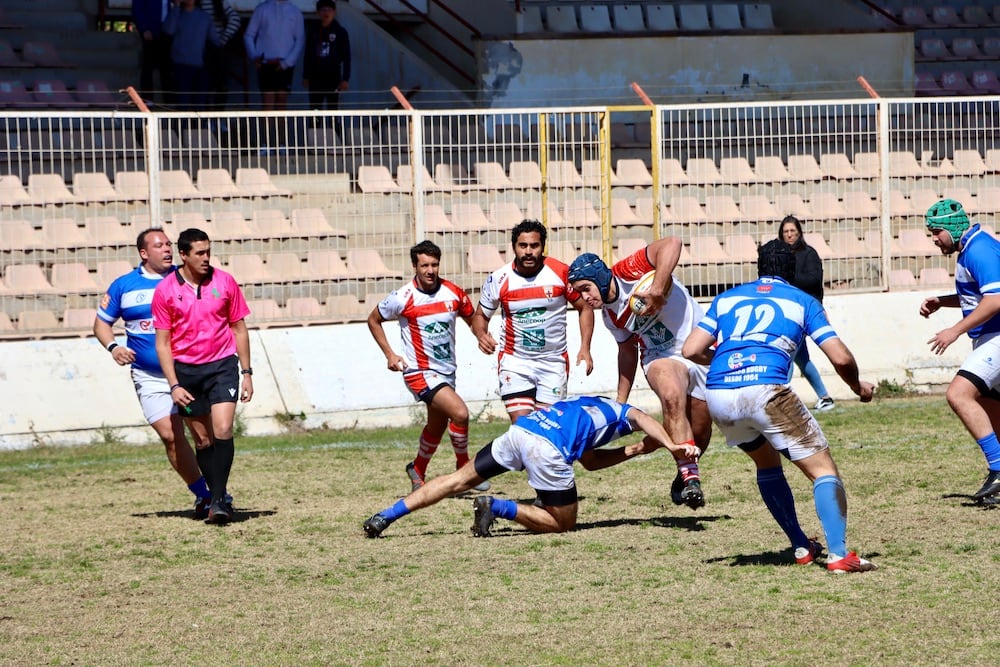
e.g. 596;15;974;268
682;239;878;573
93;228;212;518
363;395;700;538
920;199;1000;504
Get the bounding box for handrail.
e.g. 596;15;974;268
358;0;475;85
855;0;902;26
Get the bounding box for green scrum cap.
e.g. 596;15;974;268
925;199;970;240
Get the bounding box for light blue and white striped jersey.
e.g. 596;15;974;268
96;264;174;373
955;224;1000;339
514;396;635;463
696;277;838;389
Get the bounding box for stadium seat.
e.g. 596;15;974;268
235;167;292;197
73;80;121;108
615;159;653;186
28;173;78;204
0;220;41;251
18;310;60;332
829;231;873;258
0;39;23;66
685;158;723;184
773;194;812;218
247;299;283;323
41;218;92;249
802;232;835;260
719;157;757;183
467;244;506;273
509;161;543;188
21;41;70;67
473;162;514;189
742;3;775;29
842;190;880;218
546;5;579;32
753;156;791;182
525;200;566;228
889;268;918;289
97;260;134;290
434;163;472;190
888;151;927;177
0;311;14;332
357;165;403;193
581;159;621;187
0;175;31;206
422;204;455;234
612;4;645;31
561;199;601;228
984;36;1000;57
919;267;952;287
450;202;496;234
610;198;647;229
346;248;402;279
160;170;204;200
4;264;56;294
918;38;951;60
722;234;759;262
704;194;741;222
738;194;780;221
32;80;84;108
285;296;324;320
896;229;938;257
87;217;133;247
0;80;39;109
290;208;346;238
677;4;711;30
266;252;306;281
914;71;945;96
971;70;1000;94
488;202;525;230
808;192;847;219
931;5;961;25
819;153;860;180
227;254;273;284
660;158;690;185
73;172;119;202
304;250;351;281
900;6;932;26
212;212;257;241
325;294;369;322
786;155;824;181
962;4;991;24
907;187;941;214
579;4;612;31
668;195;708;222
950;37;983;59
646;4;679;30
940;71;974;94
547;160;584;188
253;209;293;239
395;163;436;191
51;262;101;293
710;3;742;29
197;168;241;198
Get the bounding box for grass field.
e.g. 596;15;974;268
1;395;998;666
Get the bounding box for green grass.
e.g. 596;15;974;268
0;396;997;666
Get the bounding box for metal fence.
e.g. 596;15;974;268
1;95;998;336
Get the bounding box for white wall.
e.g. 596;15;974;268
0;288;962;449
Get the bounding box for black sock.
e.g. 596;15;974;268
196;445;215;498
213;437;235;504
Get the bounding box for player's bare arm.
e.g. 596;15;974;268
366;307;407;372
635;237;681;315
231;318;253;403
928;293;1000;355
818;337;874;402
93;317;135;366
919;293;960;318
470;304;497;354
155;328;194;408
572;297;595;375
681;327;716;366
616;338;640;403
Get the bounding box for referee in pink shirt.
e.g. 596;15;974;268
153;228;253;525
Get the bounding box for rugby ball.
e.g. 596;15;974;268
628;271;657;315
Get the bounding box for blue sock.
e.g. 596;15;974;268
491;497;518;520
976;433;1000;470
188;477;210;500
380;499;410;523
801;360;829;398
814;475;847;557
756;467;809;549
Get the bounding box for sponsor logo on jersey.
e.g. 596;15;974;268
513;306;547;324
727;352;758;370
756;284;773;293
423;321;450;335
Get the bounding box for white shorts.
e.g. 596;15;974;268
705;384;828;461
497;352;568;405
403;369;455;403
642;350;708;402
489;426;576;492
961;331;1000;391
131;367;178;425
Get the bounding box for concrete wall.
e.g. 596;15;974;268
0;288;962;449
476;32;913;107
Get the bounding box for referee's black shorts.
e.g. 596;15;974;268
175;356;239;417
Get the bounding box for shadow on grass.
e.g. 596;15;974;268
130;509;278;523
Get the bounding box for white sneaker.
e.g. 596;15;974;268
815;397;835;412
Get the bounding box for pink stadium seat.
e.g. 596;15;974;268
73;80;121;108
940;71;974;94
971;70;1000;94
22;41;71;67
915;71;945;96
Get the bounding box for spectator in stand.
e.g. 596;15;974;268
199;0;242;111
244;0;306;111
303;0;351;119
779;216;836;412
133;0;175;105
163;0;220;112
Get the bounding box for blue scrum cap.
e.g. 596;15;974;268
568;253;612;303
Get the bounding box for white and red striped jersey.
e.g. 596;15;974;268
478;257;581;360
377;278;474;374
602;248;702;359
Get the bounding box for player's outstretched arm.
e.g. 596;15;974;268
681;327;716;366
818;338;874;402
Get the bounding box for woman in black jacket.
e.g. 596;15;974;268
779;215;835;411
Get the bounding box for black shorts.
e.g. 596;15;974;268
175;356;239;417
258;63;294;92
